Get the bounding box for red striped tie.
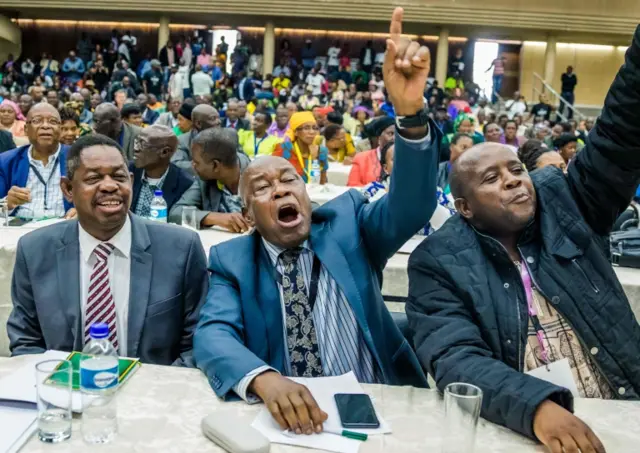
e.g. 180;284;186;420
84;243;118;351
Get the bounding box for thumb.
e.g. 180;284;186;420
383;39;397;73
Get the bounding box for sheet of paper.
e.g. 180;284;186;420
0;405;37;453
251;372;391;453
526;358;580;397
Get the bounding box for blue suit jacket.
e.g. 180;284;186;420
7;214;209;366
130;163;194;215
194;125;441;398
0;144;73;212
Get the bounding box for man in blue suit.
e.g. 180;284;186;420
194;7;437;434
0;103;74;219
7;134;208;366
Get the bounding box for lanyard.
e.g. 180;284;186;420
293;142;312;181
29;154;60;210
261;244;322;310
517;260;550;364
254;133;268;158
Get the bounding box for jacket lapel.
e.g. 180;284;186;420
127;215;153;357
14;146;30;188
162;165;179;208
55;221;83;351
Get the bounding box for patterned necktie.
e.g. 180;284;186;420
85;243;118;351
280;248;323;377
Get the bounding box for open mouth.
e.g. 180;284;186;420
277;204;302;228
96;199;124;213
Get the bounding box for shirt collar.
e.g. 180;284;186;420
142;166;170;184
262;238;311;266
79;215;132;264
28;144;61;166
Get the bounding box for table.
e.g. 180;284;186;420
4;354;639;453
327;162;352;186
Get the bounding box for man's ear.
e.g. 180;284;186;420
60;176;73;203
160;145;173;159
454;197;473;220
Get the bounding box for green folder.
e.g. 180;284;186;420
46;351;140;390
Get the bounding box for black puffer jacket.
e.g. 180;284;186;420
407;25;640;440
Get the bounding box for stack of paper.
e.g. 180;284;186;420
252;372;391;453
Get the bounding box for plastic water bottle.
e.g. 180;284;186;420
149;190;167;222
80;323;119;444
310;160;321;185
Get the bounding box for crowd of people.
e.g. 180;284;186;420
2;9;640;453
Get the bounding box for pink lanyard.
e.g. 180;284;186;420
518;260;550;364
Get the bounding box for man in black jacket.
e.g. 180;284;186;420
408;26;640;453
0;129;16;154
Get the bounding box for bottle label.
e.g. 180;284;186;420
80;365;119;390
149;207;168;222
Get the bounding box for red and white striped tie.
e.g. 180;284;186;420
84;242;118;351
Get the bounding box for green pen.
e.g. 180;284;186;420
324;429;368;441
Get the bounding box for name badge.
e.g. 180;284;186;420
526;358;580;397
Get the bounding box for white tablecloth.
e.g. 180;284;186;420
327;162;352;186
3;354;639;453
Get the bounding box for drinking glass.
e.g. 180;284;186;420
441;383;483;453
0;199;8;226
181;206;198;231
35;360;73;443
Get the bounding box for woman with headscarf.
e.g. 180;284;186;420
439;112;484;162
0;99;26;139
272;111;329;184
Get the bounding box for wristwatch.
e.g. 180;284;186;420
395;107;430;130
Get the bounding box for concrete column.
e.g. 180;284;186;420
435;28;450;86
263;21;275;76
543;36;557;86
158;16;170;55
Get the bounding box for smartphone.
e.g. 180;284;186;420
334;393;380;429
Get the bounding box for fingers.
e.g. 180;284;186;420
9;187;31;202
389;7;403;43
300;388;327;433
546;438;563;453
278;396;302;434
400;41;421;69
559;434;580;453
586;426;607;453
413;46;431;69
267;400;289;431
289;392;313;434
573;431;597;453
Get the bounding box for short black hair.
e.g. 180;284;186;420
559;121;573;133
193;128;239;167
451;133;472;146
553;133;578;150
253;108;272;126
378;141;395;182
59;107;80;125
67;134;126;180
121;103;141;119
323;124;343;141
327;111;344;126
518;139;549;171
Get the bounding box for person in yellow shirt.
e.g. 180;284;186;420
323;124;355;164
273;74;291;93
238;109;283;158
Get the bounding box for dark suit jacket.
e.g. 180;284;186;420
7;214;209;366
121;122;142;161
193;124;441;398
130;163;194;215
224;117;250;131
0;130;16;154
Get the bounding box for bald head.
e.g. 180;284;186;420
93;103;122;139
70;93;84;103
450;143;510;199
27;102;60;121
133;124;178;170
25;103;61;152
140;124;178;150
240;156;297;203
192;104;220;132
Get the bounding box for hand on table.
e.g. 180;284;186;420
343;156;353;166
6;186;31;210
202;212;252;233
64;208;77;220
250;371;328;435
533;400;606;453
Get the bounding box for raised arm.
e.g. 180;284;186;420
568;25;640;235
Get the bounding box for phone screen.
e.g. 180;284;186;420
334;393;380;429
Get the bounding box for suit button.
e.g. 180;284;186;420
507;339;512;344
619;387;626;396
527;256;535;264
551;296;560;304
503;283;510;289
590;347;599;355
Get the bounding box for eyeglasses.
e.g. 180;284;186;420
297;125;319;132
29;117;61;127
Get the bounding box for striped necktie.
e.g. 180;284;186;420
84;242;118;351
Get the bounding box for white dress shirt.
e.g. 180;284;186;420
79;216;132;355
17;145;65;220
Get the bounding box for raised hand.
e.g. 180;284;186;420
383;7;431;116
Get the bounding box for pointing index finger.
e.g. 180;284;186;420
389;7;404;43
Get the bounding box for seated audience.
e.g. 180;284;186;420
238;109;282;158
273;111;329;184
156;97;182;134
518;139;567;173
439;113;484;162
59;107;80;146
121;103;143;128
504;120;525;148
224;98;250;130
323;124;355;164
553;133;579;164
169;128;250;232
347;116;395;186
0;99;26;139
483;122;502;143
436;133;474;193
137;94;160;126
172;104;220;172
0;103;74;219
7;134;208;365
131;125;193;218
407;33;640;453
267;103;290;139
93;102;141;160
194;15;437;436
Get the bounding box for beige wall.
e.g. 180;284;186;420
520;42;628;107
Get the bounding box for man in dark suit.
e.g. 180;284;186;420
223;98;250;131
194;7;437;434
7;134;208;366
169;127;250;232
93;103;142;161
0;129;16;154
172;104;221;173
130;125;193;217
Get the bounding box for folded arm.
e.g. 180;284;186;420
569;25;640;234
406;247;573;439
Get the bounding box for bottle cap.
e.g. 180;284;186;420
89;323;109;339
154;190;163;197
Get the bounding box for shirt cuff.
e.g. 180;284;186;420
233;365;278;403
396;124;431;144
